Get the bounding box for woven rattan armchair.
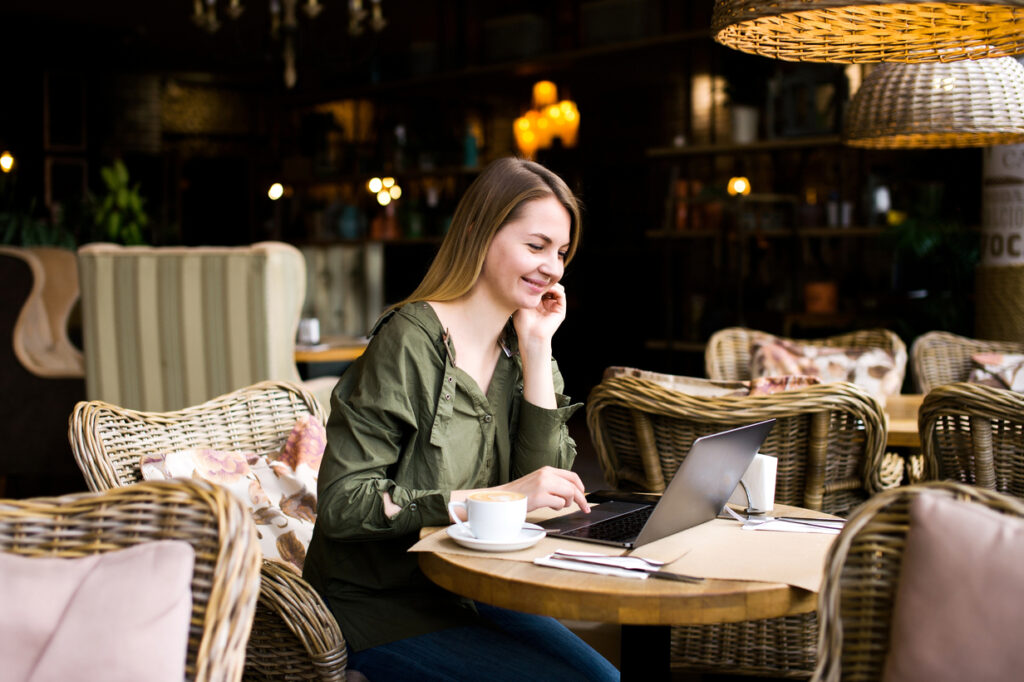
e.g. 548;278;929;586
587;376;890;678
814;481;1024;682
918;382;1024;497
68;380;349;681
705;327;907;385
0;479;262;682
910;330;1024;394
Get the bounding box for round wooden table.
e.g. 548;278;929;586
419;551;816;626
419;518;823;680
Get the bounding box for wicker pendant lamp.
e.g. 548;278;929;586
713;0;1024;63
844;56;1024;147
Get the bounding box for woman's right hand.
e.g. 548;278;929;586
495;466;590;514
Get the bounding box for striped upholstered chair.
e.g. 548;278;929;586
77;241;337;413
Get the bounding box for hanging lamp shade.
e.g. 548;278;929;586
843;56;1024;147
712;1;1024;63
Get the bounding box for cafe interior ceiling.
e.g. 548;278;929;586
3;0;457;91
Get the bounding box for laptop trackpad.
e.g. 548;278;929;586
538;501;649;533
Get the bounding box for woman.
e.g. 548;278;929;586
304;157;618;681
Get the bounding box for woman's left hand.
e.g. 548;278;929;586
513;283;566;349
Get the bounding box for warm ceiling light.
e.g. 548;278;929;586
376;190;392;206
844;56;1024;148
712;1;1024;63
368;177;383;193
533;81;558;108
514;83;580;157
388;185;402;200
267;182;285;200
0;151;13;173
728;176;752;196
381;176;395;188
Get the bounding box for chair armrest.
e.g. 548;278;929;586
250;559;348;681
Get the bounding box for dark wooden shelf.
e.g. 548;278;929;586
298;236;444;247
291;29;712;102
644;339;707;353
646;226;885;239
646;135;843;159
289;166;479;188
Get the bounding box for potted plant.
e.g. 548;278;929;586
92;159;149;244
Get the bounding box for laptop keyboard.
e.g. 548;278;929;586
559;505;655;543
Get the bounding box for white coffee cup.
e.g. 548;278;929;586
297;317;320;345
448;491;527;542
728;452;778;514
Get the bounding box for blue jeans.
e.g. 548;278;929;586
348;602;620;681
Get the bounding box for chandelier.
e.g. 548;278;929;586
191;0;387;88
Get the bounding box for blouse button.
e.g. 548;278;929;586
483;414;492;423
444;394;451;400
447;377;453;383
409;503;418;511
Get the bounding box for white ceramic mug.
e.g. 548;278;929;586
728;452;778;514
448;491;527;542
297;317;320;345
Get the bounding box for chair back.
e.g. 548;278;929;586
0;247;84;484
77;241;308;412
910;330;1024;393
587;376;887;516
69;380;325;493
66;380;348;680
0;479;261;682
814;481;1024;682
705;326;907;385
918;382;1024;497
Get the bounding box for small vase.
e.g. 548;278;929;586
730;105;759;145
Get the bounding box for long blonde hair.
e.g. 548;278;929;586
391;157;581;309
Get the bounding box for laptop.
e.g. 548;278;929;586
538;419;775;549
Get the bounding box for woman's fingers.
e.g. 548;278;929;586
510;466;589;513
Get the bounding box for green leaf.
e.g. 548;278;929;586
107;212;121;240
114;160;129;186
100;166;116;190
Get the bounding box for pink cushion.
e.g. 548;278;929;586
881;493;1024;682
0;541;194;682
968;352;1024;392
750;338;901;402
141;416;326;572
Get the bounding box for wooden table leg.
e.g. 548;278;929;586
620;624;670;681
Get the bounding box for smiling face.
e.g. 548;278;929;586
474;195;572;314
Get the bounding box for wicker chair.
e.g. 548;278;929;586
910;330;1024;394
68;380;349;681
814;481;1024;681
705;326;907;385
587;376;890;678
0;479;262;682
917;382;1024;498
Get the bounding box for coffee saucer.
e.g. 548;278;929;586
446;523;546;552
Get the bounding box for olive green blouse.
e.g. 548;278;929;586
303;302;581;651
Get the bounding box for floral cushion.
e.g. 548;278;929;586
748;375;821;396
968;352;1024;392
750;338;901;403
603;366;819;397
140;416;326;572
